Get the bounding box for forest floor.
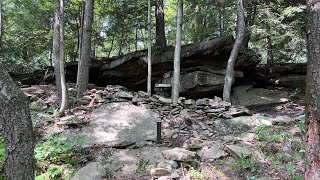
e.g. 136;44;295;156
0;84;306;180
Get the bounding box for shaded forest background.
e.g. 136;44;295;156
0;0;307;72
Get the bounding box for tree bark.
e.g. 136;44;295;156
59;0;68;114
77;0;94;99
155;0;166;49
108;34;115;58
147;0;152;96
223;0;245;102
172;0;183;104
305;1;320;179
266;9;274;65
0;64;35;180
53;0;62;105
242;0;257;48
0;0;4;50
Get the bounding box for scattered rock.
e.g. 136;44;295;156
150;168;172;177
138;91;149;98
271;116;295;125
114;91;134;100
162;148;196;162
225;144;252;158
200;142;228;160
182;138;205;150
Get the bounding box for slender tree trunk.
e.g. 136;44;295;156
305;1;320;179
0;1;3;50
242;0;257;48
155;0;166;49
76;0;94;99
0;64;35;180
219;5;223;37
266;10;274;65
78;1;85;62
147;0;152;96
223;0;245;102
53;0;62;105
172;0;183;104
108;34;115;58
135;27;138;52
59;0;68;114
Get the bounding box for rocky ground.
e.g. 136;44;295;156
23;84;306;180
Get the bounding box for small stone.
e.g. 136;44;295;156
200;130;210;136
183;138;204;150
200;142;228;160
114;91;134;100
198;122;207;130
206;113;217;118
162;148;196;161
158;97;172;104
184;99;195;105
196;98;209;106
150;168;172;177
163;129;175;138
157;159;178;169
225;144;252;158
271;116;295;125
138;91;149;98
172;133;178;139
205;108;225;113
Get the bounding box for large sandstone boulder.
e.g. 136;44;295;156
61;102;159;148
13;36;259;94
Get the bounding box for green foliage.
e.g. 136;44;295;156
35;135;83;166
34;135;85;179
235;156;261;173
0;138;5;177
187;169;206;180
255;125;286;143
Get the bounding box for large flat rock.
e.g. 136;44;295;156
232;86;289;107
62;102;159;148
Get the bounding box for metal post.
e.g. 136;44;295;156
157;121;162;144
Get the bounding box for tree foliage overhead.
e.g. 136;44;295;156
0;0;307;73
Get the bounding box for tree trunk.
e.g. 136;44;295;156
108;34;115;58
135;27;138;52
76;0;94;99
155;0;166;49
305;1;320;179
219;5;224;37
53;0;62;105
59;0;68;114
223;0;245;102
266;9;274;65
77;1;85;62
147;0;152;96
172;0;183;104
242;0;257;48
0;64;35;180
0;1;4;50
266;26;274;64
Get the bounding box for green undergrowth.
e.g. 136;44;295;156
35;135;91;180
